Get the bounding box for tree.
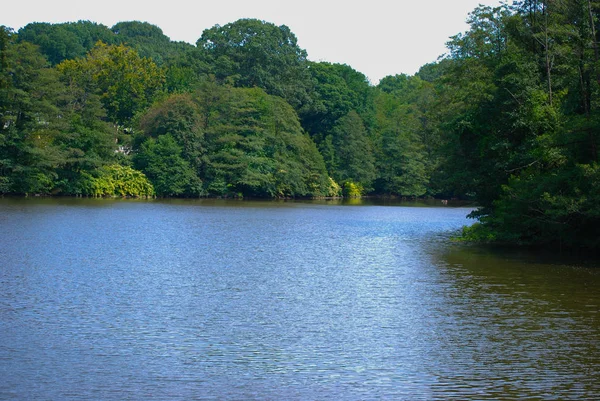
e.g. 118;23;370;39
58;42;165;125
303;62;375;136
80;164;154;197
18;21;115;65
138;85;331;197
163;46;212;93
134;134;202;196
0;27;68;194
139;93;206;177
373;82;430;196
325;110;376;191
111;21;195;66
197;19;316;112
434;1;600;249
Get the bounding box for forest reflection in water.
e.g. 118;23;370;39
425;244;600;398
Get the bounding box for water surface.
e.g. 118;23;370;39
1;198;598;400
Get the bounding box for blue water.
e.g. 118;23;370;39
1;198;599;400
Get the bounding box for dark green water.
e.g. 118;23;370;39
0;198;598;400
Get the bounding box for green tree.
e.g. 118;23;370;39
58;42;165;125
325;110;376;191
134;134;202;196
18;21;115;65
197;19;316;112
189;85;331;197
111;21;195;66
373;85;429;196
139;93;205;171
0;27;68;194
437;2;600;249
303;62;375;136
137;85;331;198
163;46;212;93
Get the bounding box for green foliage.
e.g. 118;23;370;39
417;59;454;82
459;222;498;243
326;177;342;197
373;76;433;196
6;11;600;249
303;62;375;136
137;92;207;194
342;181;364;197
0;27;69;195
112;21;169;43
51;116;118;194
325;110;376;189
134;135;203;197
436;0;600;249
164;56;210;93
58;42;165;125
472;163;600;249
198;85;330;197
111;21;195;67
139;93;205;171
82;164;154;197
17;21;115;65
197;19;315;112
136;85;330;198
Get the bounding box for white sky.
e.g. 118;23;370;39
3;0;502;83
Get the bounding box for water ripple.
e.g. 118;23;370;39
0;198;599;400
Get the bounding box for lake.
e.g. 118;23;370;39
1;198;599;400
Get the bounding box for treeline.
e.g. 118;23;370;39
0;19;432;199
1;1;600;249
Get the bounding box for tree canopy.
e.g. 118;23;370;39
4;7;600;249
196;19;316;112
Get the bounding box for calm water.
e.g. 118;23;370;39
0;198;599;400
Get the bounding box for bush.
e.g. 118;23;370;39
82;164;154;197
342;181;363;197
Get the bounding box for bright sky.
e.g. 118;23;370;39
4;0;502;83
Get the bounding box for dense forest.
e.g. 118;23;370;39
1;1;600;250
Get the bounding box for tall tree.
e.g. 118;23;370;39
58;42;165;125
111;21;195;66
197;19;316;113
137;85;332;198
324;110;376;191
18;21;115;65
373;76;432;196
303;62;375;137
139;93;206;175
435;2;600;249
0;27;69;194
